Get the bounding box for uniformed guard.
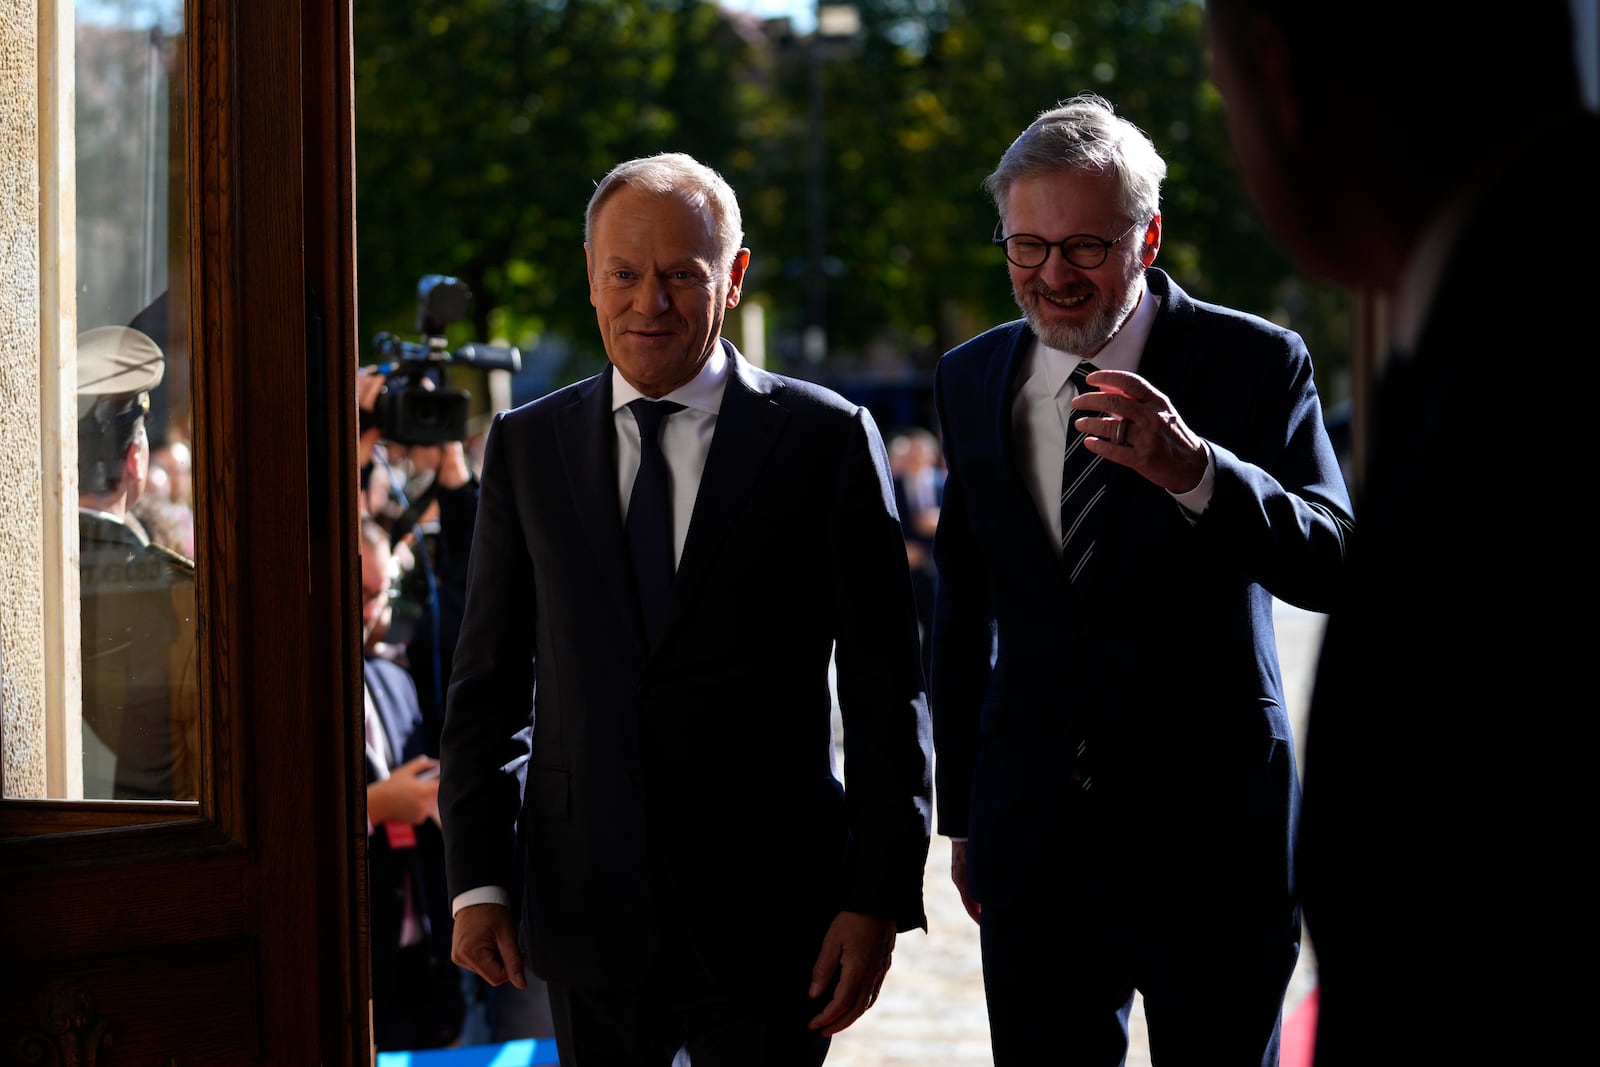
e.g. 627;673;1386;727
77;325;199;801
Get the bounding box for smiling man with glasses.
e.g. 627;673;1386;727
927;92;1354;1066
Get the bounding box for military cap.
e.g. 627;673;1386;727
77;325;165;422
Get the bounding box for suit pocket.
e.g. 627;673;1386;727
527;767;570;820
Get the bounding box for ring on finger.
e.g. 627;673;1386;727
1113;419;1128;445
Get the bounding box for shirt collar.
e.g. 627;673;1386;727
79;506;127;526
611;341;730;415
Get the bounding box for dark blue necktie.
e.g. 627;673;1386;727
626;399;685;646
1059;361;1108;583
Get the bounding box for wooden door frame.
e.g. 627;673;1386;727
0;0;369;1062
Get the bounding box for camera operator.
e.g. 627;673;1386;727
358;360;554;1047
358;364;479;751
358;275;550;1048
360;512;463;1053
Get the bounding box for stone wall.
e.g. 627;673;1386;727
1;1;49;798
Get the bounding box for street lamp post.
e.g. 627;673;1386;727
803;3;860;365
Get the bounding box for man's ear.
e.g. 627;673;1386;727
1141;214;1162;268
725;249;751;308
122;428;146;494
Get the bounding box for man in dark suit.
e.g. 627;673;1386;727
360;515;465;1051
1203;4;1595;1062
76;324;199;801
439;152;933;1067
928;94;1352;1066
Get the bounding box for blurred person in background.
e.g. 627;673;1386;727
150;436;193;506
357;363;555;1045
357;366;480;747
131;494;196;560
361;514;465;1052
132;435;195;559
889;427;943;682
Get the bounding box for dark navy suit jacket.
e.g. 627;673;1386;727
439;342;933;996
930;268;1352;919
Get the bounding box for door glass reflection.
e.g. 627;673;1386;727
73;0;196;801
1;0;196;799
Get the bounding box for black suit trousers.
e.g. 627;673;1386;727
978;810;1295;1067
546;850;831;1067
547;934;832;1067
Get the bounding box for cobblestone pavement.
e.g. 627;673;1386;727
825;600;1326;1067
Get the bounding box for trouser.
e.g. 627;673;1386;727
980;831;1295;1066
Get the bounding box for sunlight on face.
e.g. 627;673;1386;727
586;184;747;398
1004;170;1150;356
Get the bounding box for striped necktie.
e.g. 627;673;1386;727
1059;361;1108;583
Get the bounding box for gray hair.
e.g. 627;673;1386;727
585;152;745;275
983;93;1166;229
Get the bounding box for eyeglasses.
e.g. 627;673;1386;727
992;219;1142;270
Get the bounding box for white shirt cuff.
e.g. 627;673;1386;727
451;885;510;917
1171;443;1216;519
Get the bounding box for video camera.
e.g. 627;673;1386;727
368;274;522;445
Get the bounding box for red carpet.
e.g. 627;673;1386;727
1281;986;1318;1067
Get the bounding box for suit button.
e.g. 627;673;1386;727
627;769;642;787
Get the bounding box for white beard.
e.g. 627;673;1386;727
1016;260;1145;356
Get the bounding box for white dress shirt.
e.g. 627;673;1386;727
610;343;729;564
365;678;423;947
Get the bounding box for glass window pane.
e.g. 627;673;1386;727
75;0;195;802
1;0;196;803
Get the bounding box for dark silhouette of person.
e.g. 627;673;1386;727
1204;3;1595;1063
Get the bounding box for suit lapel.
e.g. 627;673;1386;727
668;351;787;631
984;324;1064;580
1134;270;1195;401
985;323;1031;487
554;367;645;647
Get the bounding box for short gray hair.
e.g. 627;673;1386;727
983;93;1166;228
585;152;745;275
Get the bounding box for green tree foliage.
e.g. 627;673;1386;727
354;0;1348;409
781;0;1346;397
354;0;777;382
